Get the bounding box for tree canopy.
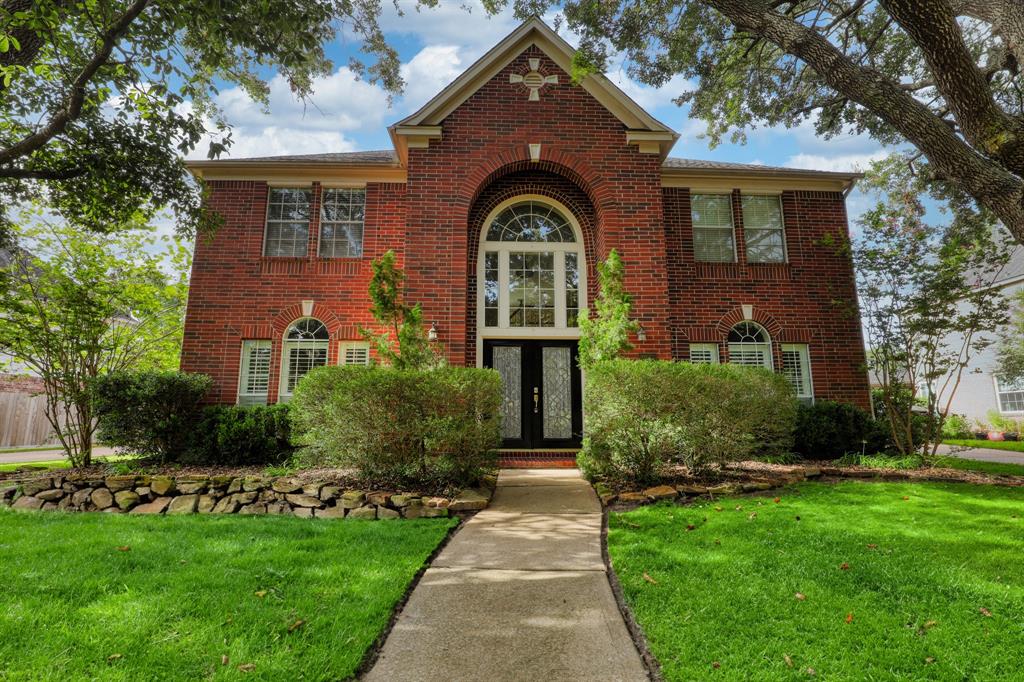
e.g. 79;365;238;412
0;0;407;241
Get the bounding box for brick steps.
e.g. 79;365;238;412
498;451;579;468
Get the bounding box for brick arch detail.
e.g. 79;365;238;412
715;306;784;341
270;303;346;339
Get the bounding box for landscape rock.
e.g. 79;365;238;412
134;486;151;499
102;506;122;513
36;489;65;502
239;503;266;515
41;501;58;511
403;504;425;519
449;489;488;512
292;506;314;518
367;491;392;506
232;492;258;505
57;495;74;511
708;483;742;495
741;481;775;492
267;502;290;515
320;486;341;501
286;493;322;508
348;506;376;520
212;497;240;514
105;476;136;492
90;488;114;509
271;478;302;494
12;495;44;511
175;477;208;495
226;478;243;494
644;485;679;501
167;494;199;515
391;494;420;508
21;478;52;496
315;506;346;519
1;485;17;501
378;507;400;519
341;491;366;508
150;477;175;495
114;490;140;510
424;496;449;508
196;495;217;514
618;491;648;503
676;484;710;495
210;476;234;490
301;483;322;497
131;497;172;514
422;507;449;518
242;477;264;492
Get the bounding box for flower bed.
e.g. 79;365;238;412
0;472;494;519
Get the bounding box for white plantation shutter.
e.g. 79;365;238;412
689;343;719;364
781;344;813;402
741;195;787;263
238;340;271;405
691;194;736;262
727;322;773;370
341;343;371;366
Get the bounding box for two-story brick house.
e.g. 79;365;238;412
182;18;870;454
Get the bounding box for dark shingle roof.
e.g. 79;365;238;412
222;150;398;164
662;157;860;177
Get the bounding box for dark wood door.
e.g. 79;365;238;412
482;340;582;449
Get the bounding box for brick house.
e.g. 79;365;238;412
182;18;870;452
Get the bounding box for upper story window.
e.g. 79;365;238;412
320;188;365;257
691;194;736;262
995;376;1024;413
265;188;311;257
279;318;329;401
742;195;787;263
481;199;584;329
727;321;772;369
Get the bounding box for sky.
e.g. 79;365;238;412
182;1;892;224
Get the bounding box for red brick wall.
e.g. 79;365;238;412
181;43;869;409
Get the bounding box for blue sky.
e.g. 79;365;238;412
185;2;891;222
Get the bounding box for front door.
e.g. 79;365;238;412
483;340;583;449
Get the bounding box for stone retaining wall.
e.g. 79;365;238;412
0;474;493;519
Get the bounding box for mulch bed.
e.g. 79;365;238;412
728;460;1024;487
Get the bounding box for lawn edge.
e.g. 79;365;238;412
601;507;663;682
350;516;464;680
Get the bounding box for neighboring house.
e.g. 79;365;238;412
944;247;1024;426
181;18;870;452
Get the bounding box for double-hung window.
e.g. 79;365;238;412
995;376;1024;413
781;343;813;403
691;194;736;262
265;188;311;257
741;194;787;263
320;188;365;257
689;343;720;364
237;340;271;406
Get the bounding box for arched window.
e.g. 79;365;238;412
480;199;584;329
727;321;772;370
280;318;329;400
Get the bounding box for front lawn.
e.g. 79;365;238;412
0;510;456;680
608;481;1024;680
944;438;1024;453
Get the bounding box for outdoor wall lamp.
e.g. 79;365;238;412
428;322;439;342
636;323;646;342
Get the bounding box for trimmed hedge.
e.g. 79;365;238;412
792;400;889;460
290;365;501;486
186;404;294;466
93;371;212;463
578;359;796;482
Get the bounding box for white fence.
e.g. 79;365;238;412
0;392;58;447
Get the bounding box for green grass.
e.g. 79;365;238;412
0;445;65;454
608;481;1024;680
935;456;1024;477
944;438;1024;453
0;454;133;473
0;510;456;680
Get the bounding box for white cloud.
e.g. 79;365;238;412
380;1;519;51
398;45;466;113
785;150;888;173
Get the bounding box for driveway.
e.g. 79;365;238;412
936;443;1024;466
0;446;116;464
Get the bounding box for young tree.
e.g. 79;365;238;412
578;249;639;369
854;157;1013;462
0;0;405;242
0;214;190;466
477;1;1024;246
361;249;439;370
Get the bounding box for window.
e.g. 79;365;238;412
340;342;371;366
320;188;365;257
237;340;271;406
691;194;736;262
265;188;311;257
279;318;329;400
742;195;787;263
781;344;813;403
996;377;1024;413
480;199;584;330
727;321;772;369
689;343;719;364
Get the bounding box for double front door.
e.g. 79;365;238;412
483;340;583;449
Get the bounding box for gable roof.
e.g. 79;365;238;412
389;16;679;163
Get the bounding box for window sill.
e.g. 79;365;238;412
259;256;364;275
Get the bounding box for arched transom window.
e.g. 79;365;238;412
727;321;772;369
480;199;584;329
280;318;329;400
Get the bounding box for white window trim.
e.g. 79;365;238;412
691;193;738;263
689;342;720;364
741;193;788;264
994;376;1024;414
237;340;271;406
339;341;371;366
475;195;588;366
781;343;814;401
726;321;773;370
264;187;311;258
278;318;330;401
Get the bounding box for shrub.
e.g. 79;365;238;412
186;404;294;466
92;371;212;462
792;400;888;461
578;359;796;483
290;365;501;486
941;413;972;440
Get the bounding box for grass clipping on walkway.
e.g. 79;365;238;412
0;510;456;680
608;481;1024;680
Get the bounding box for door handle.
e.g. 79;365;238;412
533;387;539;413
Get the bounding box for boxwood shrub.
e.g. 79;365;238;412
185;403;294;466
578;359;796;483
792;400;889;460
290;365;501;486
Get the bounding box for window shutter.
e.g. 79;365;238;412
238;340;271;406
342;345;370;366
781;344;813;401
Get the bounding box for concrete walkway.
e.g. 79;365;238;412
364;468;647;681
936;444;1024;466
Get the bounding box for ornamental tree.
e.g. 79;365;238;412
361;249;439;370
854;156;1013;462
578;248;639;369
0;0;405;242
482;0;1024;246
0;211;190;465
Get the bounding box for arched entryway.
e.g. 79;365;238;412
472;188;592;450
